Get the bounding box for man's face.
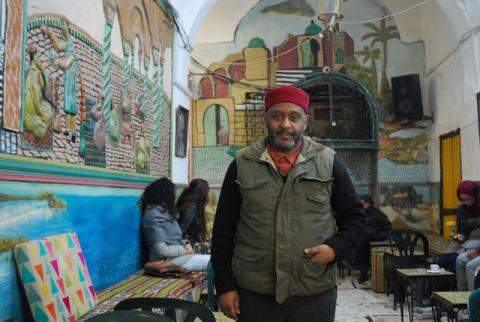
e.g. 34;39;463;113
360;199;369;209
264;102;308;152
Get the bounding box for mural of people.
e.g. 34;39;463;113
217;124;228;145
24;44;54;140
85;96;106;152
40;19;79;142
134;125;150;173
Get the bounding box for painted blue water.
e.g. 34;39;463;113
0;184;143;321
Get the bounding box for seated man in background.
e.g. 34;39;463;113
356;194;392;283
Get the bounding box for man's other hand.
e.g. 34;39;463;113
218;290;240;320
304;244;336;264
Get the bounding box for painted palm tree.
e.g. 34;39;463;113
355;46;381;91
362;19;400;101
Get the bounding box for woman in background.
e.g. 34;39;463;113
455;180;480;290
140;178;209;271
177;179;210;247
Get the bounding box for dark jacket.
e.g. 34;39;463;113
178;204;203;244
457;204;480;240
365;206;391;240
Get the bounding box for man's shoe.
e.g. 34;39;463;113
357;275;369;283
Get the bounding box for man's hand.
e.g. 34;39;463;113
218;290;240;320
304;244;336;264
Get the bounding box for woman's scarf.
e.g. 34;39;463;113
457;180;480;215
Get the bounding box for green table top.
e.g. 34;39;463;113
432;291;471;306
396;268;454;277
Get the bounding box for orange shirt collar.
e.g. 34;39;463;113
267;140;303;176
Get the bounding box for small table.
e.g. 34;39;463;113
395;268;455;322
431;291;471;322
384;248;426;301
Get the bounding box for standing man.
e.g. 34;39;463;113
356;194;392;283
211;85;366;322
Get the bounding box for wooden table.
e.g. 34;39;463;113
431;291;471;322
396;268;455;322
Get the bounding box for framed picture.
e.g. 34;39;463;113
175;106;189;158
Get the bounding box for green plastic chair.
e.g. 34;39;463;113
114;297;215;322
85;310;173;322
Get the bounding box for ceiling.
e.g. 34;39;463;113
194;0;430;45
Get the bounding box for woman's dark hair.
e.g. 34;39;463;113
177;179;209;240
139;177;177;217
360;194;375;206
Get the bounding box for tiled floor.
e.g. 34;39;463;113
336;270;441;322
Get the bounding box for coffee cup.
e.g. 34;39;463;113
430;264;441;272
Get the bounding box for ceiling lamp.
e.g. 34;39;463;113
316;0;344;31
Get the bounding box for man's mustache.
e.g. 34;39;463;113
274;130;296;136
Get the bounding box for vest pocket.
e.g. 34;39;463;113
232;246;270;291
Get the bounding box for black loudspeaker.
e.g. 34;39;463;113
391;74;424;119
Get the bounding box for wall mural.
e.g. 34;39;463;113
191;0;435;231
0;0;173;176
0;0;175;320
0;180;142;321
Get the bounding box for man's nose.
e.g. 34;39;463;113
280;117;292;128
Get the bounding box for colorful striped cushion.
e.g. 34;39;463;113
78;271;206;321
14;232;97;322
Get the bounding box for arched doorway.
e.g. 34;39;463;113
297;72;379;195
204;104;229;146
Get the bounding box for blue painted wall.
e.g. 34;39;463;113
0;180;143;321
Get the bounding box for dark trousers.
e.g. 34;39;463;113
238;286;337;322
357;236;372;278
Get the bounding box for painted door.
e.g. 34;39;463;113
204;105;229;146
440;131;461;237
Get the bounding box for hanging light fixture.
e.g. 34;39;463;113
316;0;344;31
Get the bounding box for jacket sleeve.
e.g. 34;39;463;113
376;208;392;240
211;160;241;296
179;205;197;234
155;242;187;259
323;156;367;262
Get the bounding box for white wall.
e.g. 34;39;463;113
169;0;217;184
418;0;480;182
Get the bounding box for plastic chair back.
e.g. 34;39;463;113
85;311;173;322
389;229;429;268
114;297;215;322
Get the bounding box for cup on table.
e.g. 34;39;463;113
430;264;441;272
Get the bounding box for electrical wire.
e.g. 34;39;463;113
342;0;433;25
190;56;270;90
189;0;433;67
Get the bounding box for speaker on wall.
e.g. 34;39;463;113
391;74;424;120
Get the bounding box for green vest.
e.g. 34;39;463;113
233;136;337;303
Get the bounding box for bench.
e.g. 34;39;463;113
13;232;207;321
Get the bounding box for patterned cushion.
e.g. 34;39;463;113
14;232;97;322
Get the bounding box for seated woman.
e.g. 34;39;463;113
140;178;210;271
177;179;210;250
455;180;480;291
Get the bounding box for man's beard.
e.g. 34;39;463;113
267;129;303;152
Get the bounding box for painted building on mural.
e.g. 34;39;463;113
191;0;433;235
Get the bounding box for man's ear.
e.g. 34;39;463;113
303;113;309;130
